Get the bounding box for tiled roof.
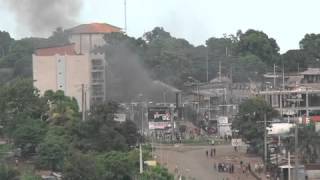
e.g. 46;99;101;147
68;23;121;34
35;44;77;56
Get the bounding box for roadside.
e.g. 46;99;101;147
154;144;268;180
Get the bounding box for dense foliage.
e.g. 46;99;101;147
0;25;320;179
232;97;278;155
0;78;172;179
1;26;318;89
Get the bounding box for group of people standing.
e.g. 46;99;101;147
205;148;216;157
214;162;235;173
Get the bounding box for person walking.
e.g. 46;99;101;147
213;148;216;156
206;150;208;157
210;149;213;157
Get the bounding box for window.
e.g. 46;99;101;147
92;59;104;70
92;84;103;96
92;59;102;66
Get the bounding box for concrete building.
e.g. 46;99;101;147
259;68;320;117
33;23;121;111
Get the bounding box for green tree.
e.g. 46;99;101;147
21;171;42;180
237;29;280;66
144;27;171;43
0;79;48;137
0;30;14;57
141;165;174;180
232;97;278;154
297;123;320;163
115;120;138;147
12;118;47;156
281;49;309;72
48;27;70;46
284;123;320;164
299;33;320;65
37;127;69;171
0;164;19;180
63;152;99;180
206;35;237;57
143;27;193;87
73;102;128;152
43;90;79;126
96;151;136;180
232;54;267;82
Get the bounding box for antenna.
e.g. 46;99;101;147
124;0;127;33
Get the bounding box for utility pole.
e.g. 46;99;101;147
306;88;309;118
282;64;285;90
225;47;228;57
230;66;233;83
81;84;86;121
139;98;144;174
219;61;222;82
264;113;268;171
273;64;276;89
139;143;143;174
288;151;291;180
197;82;200;117
206;48;209;83
294;118;298;180
287;95;301;180
124;0;127;33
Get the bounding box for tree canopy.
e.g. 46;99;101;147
232;97;278;154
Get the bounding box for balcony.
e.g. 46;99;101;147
91;79;104;84
92;65;104;71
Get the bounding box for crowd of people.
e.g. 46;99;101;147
215;162;235;173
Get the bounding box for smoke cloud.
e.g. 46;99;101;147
3;0;82;36
103;43;179;103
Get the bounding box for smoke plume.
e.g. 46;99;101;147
4;0;82;36
103;43;180;103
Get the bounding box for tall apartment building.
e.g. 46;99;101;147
33;23;121;110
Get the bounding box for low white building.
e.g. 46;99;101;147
217;116;232;136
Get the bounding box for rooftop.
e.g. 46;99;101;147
67;23;122;34
300;68;320;75
34;44;77;56
210;76;231;83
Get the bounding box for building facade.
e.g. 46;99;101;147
33;23;121;110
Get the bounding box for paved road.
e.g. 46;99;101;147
154;144;265;180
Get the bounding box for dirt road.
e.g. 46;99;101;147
154;144;266;180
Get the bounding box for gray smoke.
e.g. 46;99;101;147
4;0;82;36
104;43;180;103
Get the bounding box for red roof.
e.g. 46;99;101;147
68;23;121;34
35;44;77;56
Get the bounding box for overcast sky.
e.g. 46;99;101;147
1;0;320;53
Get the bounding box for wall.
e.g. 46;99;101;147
69;33;105;54
33;54;90;111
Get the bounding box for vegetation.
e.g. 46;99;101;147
283;123;320;164
1;25;320;178
232;97;278;155
0;78;172;179
0;26;319;88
